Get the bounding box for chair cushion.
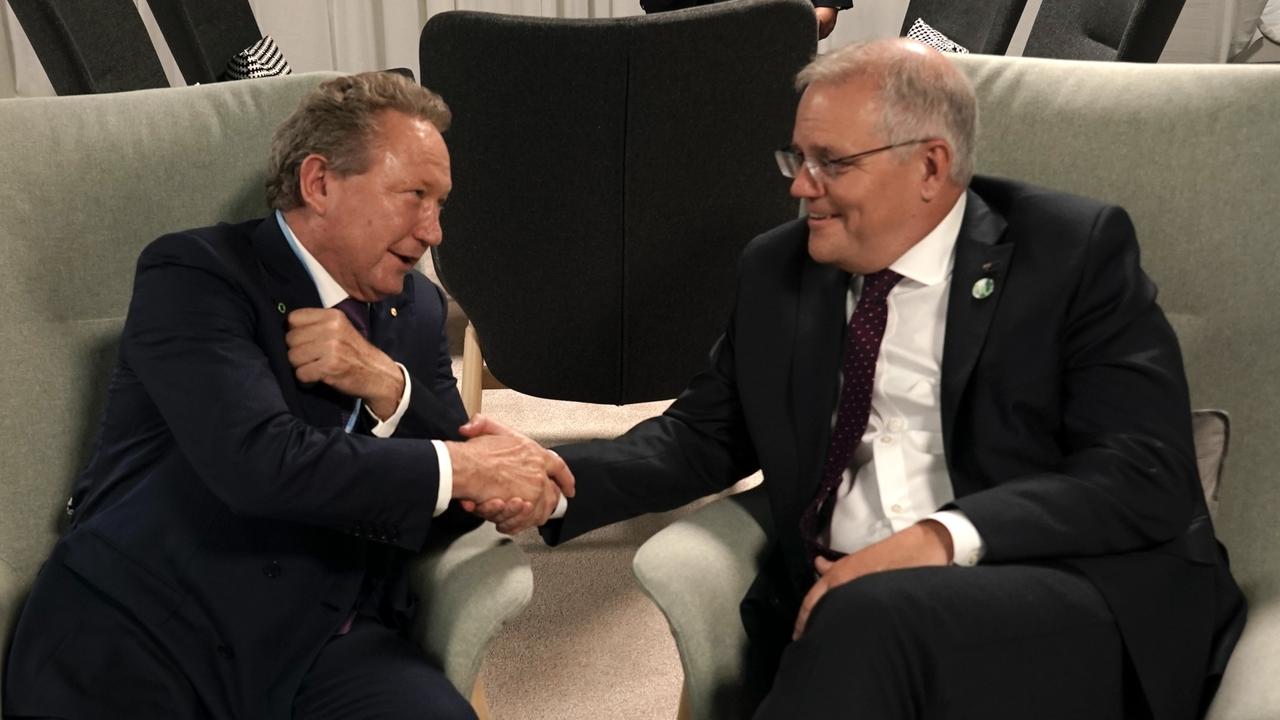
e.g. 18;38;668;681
906;18;970;54
220;35;292;81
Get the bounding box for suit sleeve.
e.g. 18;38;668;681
123;234;443;551
544;273;760;545
950;206;1201;562
392;278;468;441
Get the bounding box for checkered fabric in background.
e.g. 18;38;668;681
221;35;291;81
906;18;970;54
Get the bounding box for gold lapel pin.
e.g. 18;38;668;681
390;307;398;318
972;278;995;300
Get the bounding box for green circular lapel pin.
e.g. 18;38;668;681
277;302;287;314
971;277;995;300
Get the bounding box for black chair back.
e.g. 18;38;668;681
7;0;168;94
144;0;263;84
1024;0;1187;62
899;0;1030;55
422;0;815;405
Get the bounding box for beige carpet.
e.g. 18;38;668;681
471;386;686;720
436;265;728;719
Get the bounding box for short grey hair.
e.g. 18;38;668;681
795;40;978;185
266;71;452;211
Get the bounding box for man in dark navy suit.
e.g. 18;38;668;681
474;39;1245;720
3;72;572;719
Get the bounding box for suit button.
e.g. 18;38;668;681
263;561;283;579
217;644;235;659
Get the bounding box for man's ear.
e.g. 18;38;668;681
919;140;954;202
297;153;333;215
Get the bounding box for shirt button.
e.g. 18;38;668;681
888;418;906;432
890;504;904;514
880;435;894;445
263;561;283;579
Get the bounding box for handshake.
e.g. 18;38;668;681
445;415;575;534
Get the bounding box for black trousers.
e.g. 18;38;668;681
292;618;475;720
753;564;1141;720
3;555;473;720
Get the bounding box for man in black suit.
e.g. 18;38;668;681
473;39;1245;719
3;72;571;719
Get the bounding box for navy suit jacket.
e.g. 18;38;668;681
546;177;1245;720
6;217;472;717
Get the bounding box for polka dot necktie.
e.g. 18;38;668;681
799;269;903;564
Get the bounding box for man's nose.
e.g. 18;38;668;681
416;210;443;247
789;165;824;200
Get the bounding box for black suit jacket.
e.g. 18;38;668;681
546;177;1245;720
5;217;472;718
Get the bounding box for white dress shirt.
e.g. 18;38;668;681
824;195;984;566
277;211;452;517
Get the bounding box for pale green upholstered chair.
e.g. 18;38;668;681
0;73;531;714
633;56;1280;720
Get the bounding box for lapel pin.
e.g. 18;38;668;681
277;302;287;315
972;277;995;300
390;307;398;318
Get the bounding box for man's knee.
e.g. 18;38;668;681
807;567;941;653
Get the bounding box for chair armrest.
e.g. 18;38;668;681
632;486;773;720
0;556;29;709
405;524;532;696
1206;587;1280;720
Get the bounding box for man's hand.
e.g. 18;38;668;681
286;308;404;419
446;414;574;533
815;6;838;39
793;520;953;640
466;478;562;535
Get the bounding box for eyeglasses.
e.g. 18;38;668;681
774;139;932;182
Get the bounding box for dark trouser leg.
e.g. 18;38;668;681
291;617;476;720
753;564;1126;720
3;558;209;720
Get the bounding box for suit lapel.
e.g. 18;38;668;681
367;279;414;360
940;190;1012;462
250;218;350;428
789;257;849;516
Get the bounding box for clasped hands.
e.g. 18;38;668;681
448;415;574;534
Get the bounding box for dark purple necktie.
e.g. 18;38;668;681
799;269;903;563
335;297;369;339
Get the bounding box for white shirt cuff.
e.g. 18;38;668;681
430;440;452;517
550;493;568;519
925;509;985;566
366;362;411;437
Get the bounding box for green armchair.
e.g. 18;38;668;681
0;73;530;712
634;55;1280;720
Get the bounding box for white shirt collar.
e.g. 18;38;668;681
888;193;967;287
275;209;351;309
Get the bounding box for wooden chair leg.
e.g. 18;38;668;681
461;322;483;418
470;675;492;720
